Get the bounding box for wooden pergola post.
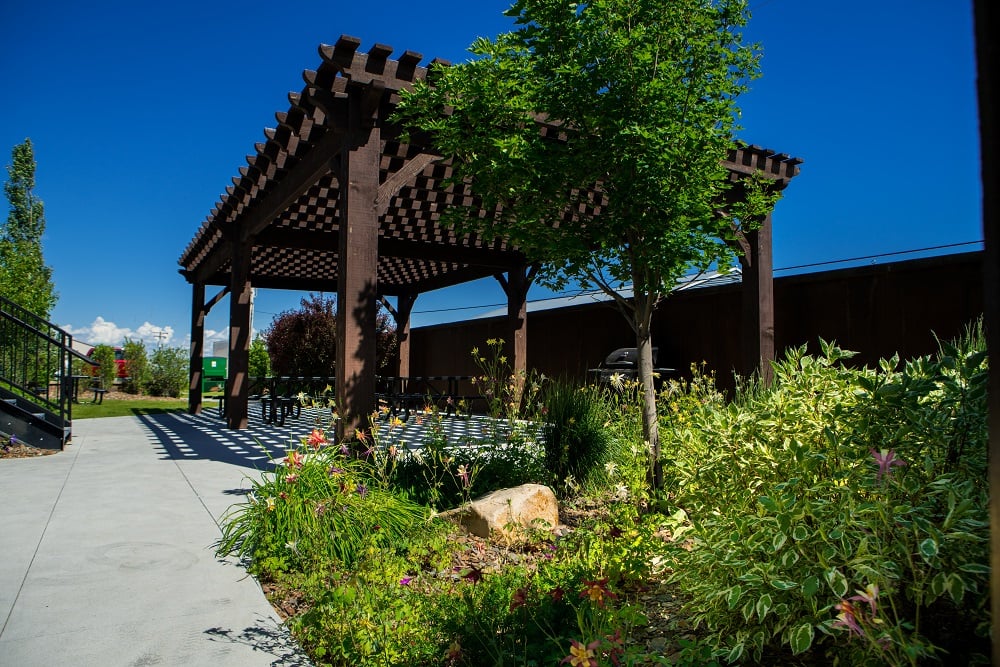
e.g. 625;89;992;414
335;85;382;442
495;264;537;396
226;238;252;429
188;282;206;415
737;212;775;385
382;293;417;378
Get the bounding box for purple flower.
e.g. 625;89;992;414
399;577;413;586
871;449;906;483
833;599;865;637
356;483;369;499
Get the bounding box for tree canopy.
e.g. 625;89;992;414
264;294;397;377
396;0;777;487
1;139;56;318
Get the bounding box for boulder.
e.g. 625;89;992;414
461;483;559;540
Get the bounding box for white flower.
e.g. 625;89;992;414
609;372;626;391
604;461;618;477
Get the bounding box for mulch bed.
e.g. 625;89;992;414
0;442;57;459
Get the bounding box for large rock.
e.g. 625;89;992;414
461;483;559;540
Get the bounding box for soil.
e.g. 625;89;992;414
0;442;57;459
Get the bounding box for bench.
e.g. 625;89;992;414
90;386;108;404
260;395;301;426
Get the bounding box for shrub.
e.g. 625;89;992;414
88;344;117;391
217;429;429;574
538;380;614;496
662;328;989;664
146;346;188;397
121;338;148;394
372;406;546;510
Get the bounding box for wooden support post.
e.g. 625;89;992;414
335;90;381;442
973;0;999;659
494;264;536;396
188;282;206;415
226;238;252;429
383;293;417;378
738;212;775;384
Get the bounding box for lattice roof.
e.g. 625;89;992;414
178;35;803;296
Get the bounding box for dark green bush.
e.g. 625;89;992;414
540;380;613;496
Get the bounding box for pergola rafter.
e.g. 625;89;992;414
179;34;801;435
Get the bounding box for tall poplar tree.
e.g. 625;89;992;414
1;138;57;318
396;0;777;488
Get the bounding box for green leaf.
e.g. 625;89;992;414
929;572;948;598
789;622;814;655
772;532;787;552
758;496;778;512
792;525;809;541
919;538;939;562
946;573;967;603
756;593;773;620
825;569;848;597
958;563;990;575
727;585;743;610
771;580;798;591
802;575;821;598
726;642;745;663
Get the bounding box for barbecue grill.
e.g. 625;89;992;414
587;347;675;385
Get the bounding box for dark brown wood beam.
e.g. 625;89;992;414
226;239;253;429
188;282;206;415
335;90;381;442
736;213;775;384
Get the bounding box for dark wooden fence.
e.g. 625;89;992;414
409;252;984;392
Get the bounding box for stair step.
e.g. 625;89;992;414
3;398;16;405
32;412;45;419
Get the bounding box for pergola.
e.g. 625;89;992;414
178;35;802;436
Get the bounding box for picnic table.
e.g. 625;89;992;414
376;375;479;421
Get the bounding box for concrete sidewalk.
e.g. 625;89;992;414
0;415;309;666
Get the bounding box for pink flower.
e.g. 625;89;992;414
871;448;906;482
833;599;865;637
285;473;299;483
283;451;303;468
307;429;328;450
850;584;879;616
400;577;413;586
457;464;470;488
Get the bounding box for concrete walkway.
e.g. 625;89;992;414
0;414;310;666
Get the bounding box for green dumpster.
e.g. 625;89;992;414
202;356;227;393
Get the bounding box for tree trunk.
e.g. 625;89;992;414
633;289;662;490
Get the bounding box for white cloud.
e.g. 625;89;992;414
62;316;178;348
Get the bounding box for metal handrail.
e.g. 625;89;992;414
0;297;76;433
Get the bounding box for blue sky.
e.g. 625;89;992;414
0;1;981;350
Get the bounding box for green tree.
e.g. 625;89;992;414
147;346;188;397
264;294;396;377
1;139;56;318
122;338;149;394
396;0;776;488
89;344;117;393
249;334;271;378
